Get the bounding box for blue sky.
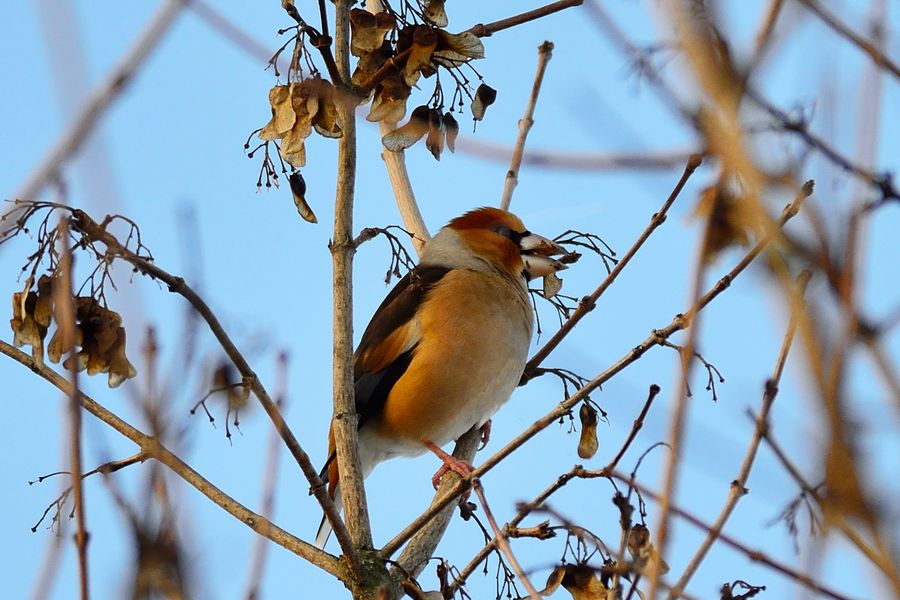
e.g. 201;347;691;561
2;1;898;599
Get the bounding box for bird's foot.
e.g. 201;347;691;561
478;420;492;450
425;441;475;489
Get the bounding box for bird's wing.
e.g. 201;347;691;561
353;264;452;429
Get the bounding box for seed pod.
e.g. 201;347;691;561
577;403;599;459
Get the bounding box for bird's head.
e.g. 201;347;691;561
423;207;568;280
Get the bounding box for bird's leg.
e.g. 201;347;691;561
424;440;475;489
478;419;492;450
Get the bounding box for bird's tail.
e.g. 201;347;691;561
314;449;340;549
314;483;341;548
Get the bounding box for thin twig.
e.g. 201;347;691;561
381;184;812;558
761;428;900;594
472;480;541;600
53;219;89;600
499;41;554;211
796;0;900;82
669;270;811;597
523;154;702;381
59;207;358;572
468;0;584;38
606;384;661;472
0;340;343;579
597;470;856;600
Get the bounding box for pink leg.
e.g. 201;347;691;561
424;441;475;489
479;419;492;450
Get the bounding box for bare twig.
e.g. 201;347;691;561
468;0;583;38
796;0;900;82
499;41;554;211
53;219;89;600
13;0;184;203
669;270;811;597
382;183;811;558
329;0;374;567
523;154;702;380
472;481;541;600
48;206;357;569
596;470;855;600
0;340;343;579
606;384;661;472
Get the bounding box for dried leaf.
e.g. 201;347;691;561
577;403;599;459
367;76;411;124
433;30;485;67
627;524;669;576
542;272;563;299
423;0;448;27
471;83;497;121
443;112;459;152
259;85;295;141
382;105;430;151
107;327;136;388
352;41;393;88
424;108;445;160
694;184;752;262
404;26;438;86
289;172;317;223
350;9;395;57
34;275;54;327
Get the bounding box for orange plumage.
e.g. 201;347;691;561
315;207;566;547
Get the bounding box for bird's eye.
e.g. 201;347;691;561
496;226;526;243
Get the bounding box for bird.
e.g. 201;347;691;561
315;206;568;548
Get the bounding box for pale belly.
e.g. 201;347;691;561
370;269;532;459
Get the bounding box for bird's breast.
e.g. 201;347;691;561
374;269;532;453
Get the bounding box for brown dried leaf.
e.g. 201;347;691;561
404;26;438;87
107;327;136;388
627;524;669;576
434;30;485;67
443;112;459;152
34;275;54;327
577;403;599;459
423;0;448;27
471;83;497;121
382;105;430;151
352;41;394;88
289;172;317;224
424;108;444;160
694;184;752;262
542;272;563;299
350;9;395;57
259;85;295;141
367;75;411;124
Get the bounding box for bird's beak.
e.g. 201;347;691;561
520;233;568;279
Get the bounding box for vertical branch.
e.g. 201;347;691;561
365;0;430;255
54;218;90;599
499;41;554;211
670;270;811;596
330;0;373;552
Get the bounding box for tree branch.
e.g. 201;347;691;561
381;182;812;557
669;270;810;597
0;340;343;579
499;41;554;211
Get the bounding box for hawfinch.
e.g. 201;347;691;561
315;207;567;548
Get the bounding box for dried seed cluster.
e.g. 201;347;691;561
10;274;136;388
